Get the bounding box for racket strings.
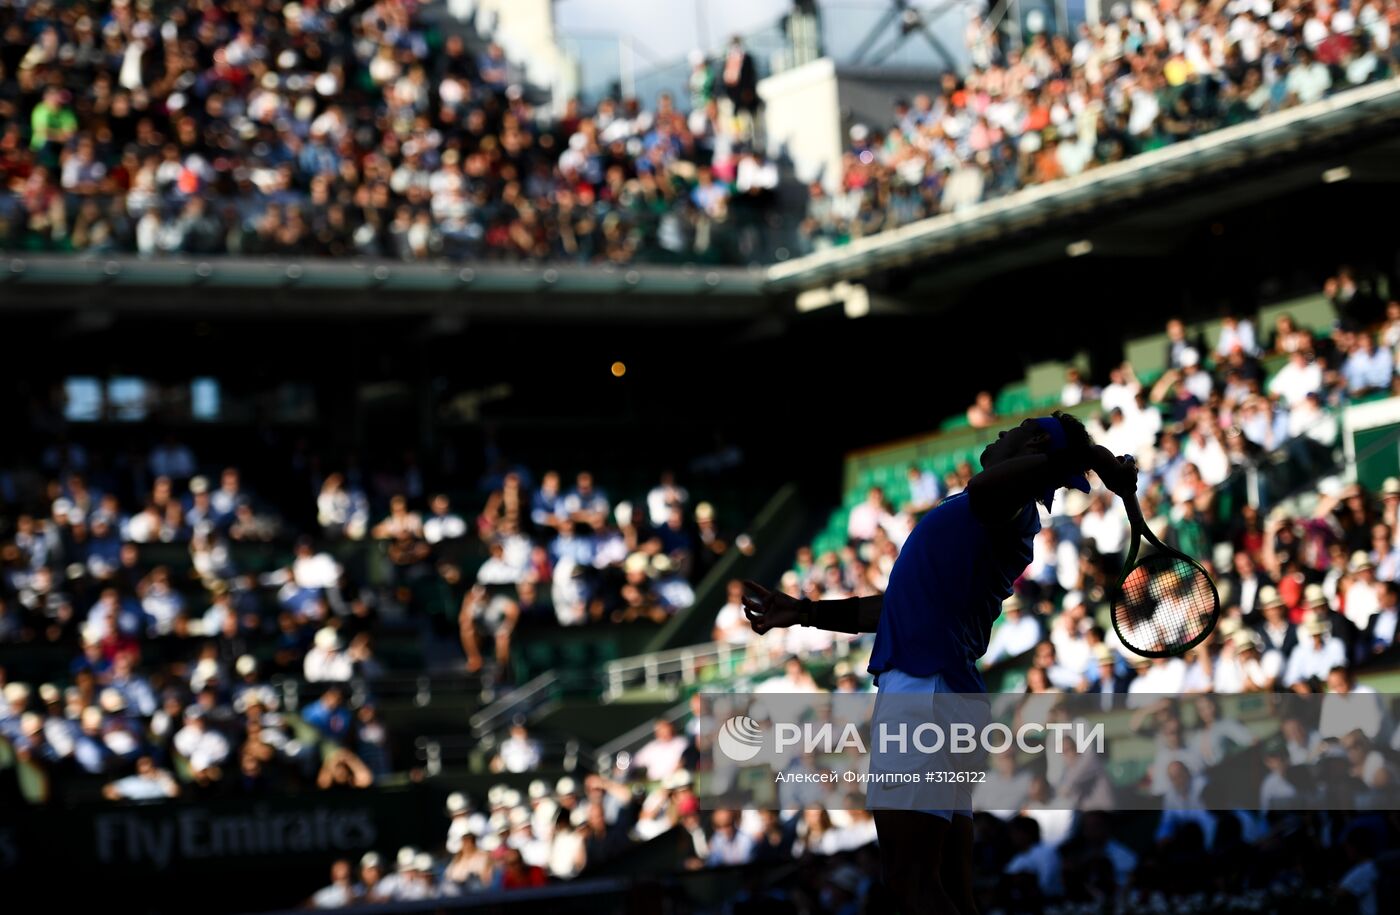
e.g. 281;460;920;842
1112;551;1217;655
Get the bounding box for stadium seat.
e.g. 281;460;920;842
994;382;1032;417
1257;294;1339;336
1124;332;1170;381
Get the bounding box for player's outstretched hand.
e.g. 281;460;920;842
741;580;803;633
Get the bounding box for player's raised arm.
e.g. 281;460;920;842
966;415;1137;523
741;580;881;634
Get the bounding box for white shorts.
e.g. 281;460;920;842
868;669;984;821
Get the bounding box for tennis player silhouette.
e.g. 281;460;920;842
744;412;1137;915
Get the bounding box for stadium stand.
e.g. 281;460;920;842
7;2;1400;913
799;0;1400;251
4;0;1398;267
9;260;1400;912
0;0;789;265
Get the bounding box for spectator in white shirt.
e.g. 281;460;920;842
1343;333;1395;396
308;859;357;909
475;541;523;585
1371;523;1400;581
317;473;369;540
1183;426;1230;487
1284;615;1349;688
445;792;489;849
1050;592;1092;677
984;593;1042;665
633;719;690;782
846;487;890;542
138;566;185;636
173;707;230;776
1342;551;1382;629
492;720;543;773
1100;364;1141;416
293;539;342;589
1268;350;1323;407
1060;367;1097;407
1126;390;1162;452
304;627;355;682
755;655;824;693
1148;715;1207;795
1343;730;1395;792
102;754;179;800
1215;316;1258;358
1100;409;1142;463
646;472;689;528
712;579;754;646
1030;640;1081;691
705;809;755;865
1289;391;1338;446
371;495;423;541
1190;695;1257;766
1177;348;1214;402
423;494;467;544
1285;47;1332;105
1260;748;1299;812
1127;656;1187;705
1319;667;1384;741
1214;630;1281;693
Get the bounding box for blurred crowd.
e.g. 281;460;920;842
800;0;1400;250
8;0;1396;268
749;275;1400;699
286;700;1400;912
0;456;400;800
701;279;1400;910
0;422;728;805
0;1;782;264
298;708;886;906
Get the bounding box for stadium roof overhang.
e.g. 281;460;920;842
762;77;1400;296
0;256;770;321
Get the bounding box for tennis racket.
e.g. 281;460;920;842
1109;465;1220;658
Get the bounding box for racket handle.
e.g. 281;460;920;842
1119;480;1150;535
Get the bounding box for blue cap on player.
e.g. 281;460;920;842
1033;416;1091;509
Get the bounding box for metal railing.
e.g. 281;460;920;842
592;636;861;769
601;635;854;702
268;671;488;711
467;671;565;738
414;733;597;777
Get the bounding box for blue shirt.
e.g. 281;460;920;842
302;699;352;739
868;492;1038;691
